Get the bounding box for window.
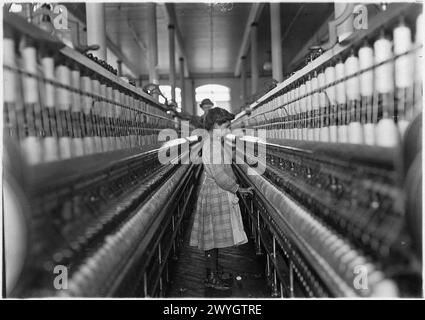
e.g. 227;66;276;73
195;84;231;115
9;3;23;12
159;85;182;112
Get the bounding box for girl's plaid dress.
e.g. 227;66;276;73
189;135;240;251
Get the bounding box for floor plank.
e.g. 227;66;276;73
166;210;271;298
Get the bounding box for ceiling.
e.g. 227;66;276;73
67;2;334;79
175;3;251;75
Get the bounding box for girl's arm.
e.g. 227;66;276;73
205;163;239;193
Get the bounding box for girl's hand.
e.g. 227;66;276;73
238;187;254;196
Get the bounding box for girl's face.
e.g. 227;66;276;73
213;121;231;136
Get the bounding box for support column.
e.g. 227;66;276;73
168;25;176;102
241;56;247;104
147;3;159;85
250;23;259;95
270;3;283;82
179;57;186;113
86;3;107;60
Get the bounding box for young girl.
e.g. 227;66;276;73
189;107;253;290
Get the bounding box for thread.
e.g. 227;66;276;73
21;39;42;165
56;63;72;159
71;67;84;157
311;73;320;141
318;71;329;142
41;52;59;162
3;32;20;141
82;73;95;155
374;31;399;147
394;17;414;137
345;51;364;144
325;65;338;143
359;41;375;145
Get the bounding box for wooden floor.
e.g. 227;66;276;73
166;210;271;298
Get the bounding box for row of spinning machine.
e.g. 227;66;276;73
231;4;422;297
3;11;201;297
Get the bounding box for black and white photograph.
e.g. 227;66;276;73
1;0;423;304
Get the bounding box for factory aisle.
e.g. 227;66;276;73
166;210;271;298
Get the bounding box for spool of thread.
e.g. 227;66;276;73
113;88;122;149
299;82;307;140
374;31;399;147
285;91;290;140
131;96;138;147
363;122;376;146
92;78;102;152
127;95;133;147
274;107;279;139
56;63;73;159
359;41;375;145
265;108;270;139
277;107;284;139
345;51;364;144
21;39;42;165
71;67;84;157
286;91;292;140
81;72;95;155
335;58;348;143
99;82;109;152
285;89;291;140
107;85;116;150
318;71;329;142
291;88;297;140
394;17;414;136
311;73;320;141
325;65;338;142
282;91;288;139
284;90;290;139
120;92;126;148
414;14;423;113
294;85;301;140
41;52;59;161
282;92;288;139
123;94;130;148
134;98;140;145
374;32;394;99
4;29;19;141
370;277;399;297
376;117;400;148
3;32;16;104
305;77;313;141
119;93;126;147
394;18;413;88
136;109;142;147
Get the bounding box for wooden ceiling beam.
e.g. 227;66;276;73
234;3;265;77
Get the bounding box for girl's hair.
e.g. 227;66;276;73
204;107;235;131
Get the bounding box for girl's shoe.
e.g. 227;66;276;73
204;272;231;290
217;264;232;280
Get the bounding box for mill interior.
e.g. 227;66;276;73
2;2;423;298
